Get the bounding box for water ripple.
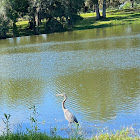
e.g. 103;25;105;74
0;34;140;54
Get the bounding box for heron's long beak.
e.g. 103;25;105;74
56;94;64;97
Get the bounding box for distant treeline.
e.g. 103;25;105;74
0;0;139;39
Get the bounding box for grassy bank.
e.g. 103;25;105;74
0;129;140;140
75;8;140;30
0;133;66;140
5;8;140;38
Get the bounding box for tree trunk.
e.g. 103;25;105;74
13;22;18;37
35;7;40;35
66;17;72;28
108;0;110;8
130;0;134;8
35;13;39;35
95;2;101;20
93;4;96;12
102;0;106;18
0;30;6;39
32;15;36;35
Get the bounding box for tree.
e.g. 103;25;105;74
0;0;9;39
130;0;134;8
0;14;9;39
85;0;107;19
102;0;106;18
94;0;101;20
65;0;84;28
42;0;84;31
28;0;42;35
6;0;29;37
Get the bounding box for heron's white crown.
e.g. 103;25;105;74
56;93;67;99
56;93;66;96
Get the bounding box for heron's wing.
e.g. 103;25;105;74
64;109;78;123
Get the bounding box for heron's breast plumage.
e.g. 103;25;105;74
64;109;78;123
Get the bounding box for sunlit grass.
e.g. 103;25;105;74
76;8;140;30
17;20;28;26
80;12;96;18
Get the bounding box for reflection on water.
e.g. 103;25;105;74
0;24;140;137
55;68;140;122
0;78;44;107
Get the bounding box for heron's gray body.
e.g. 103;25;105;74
63;108;78;124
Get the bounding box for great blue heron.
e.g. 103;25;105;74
56;93;79;126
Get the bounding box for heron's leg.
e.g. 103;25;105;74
68;122;70;128
66;122;73;131
69;122;72;130
65;122;70;130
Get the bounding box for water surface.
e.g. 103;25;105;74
0;24;140;138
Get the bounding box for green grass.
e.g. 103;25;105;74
74;8;140;30
0;133;67;140
0;129;140;140
92;129;140;140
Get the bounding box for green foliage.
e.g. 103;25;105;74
5;0;29;37
2;113;11;135
92;128;139;140
69;124;84;140
6;0;29;20
50;126;58;137
0;15;9;39
123;2;131;9
27;105;41;134
0;0;9;39
0;133;66;140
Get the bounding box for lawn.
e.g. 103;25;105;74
74;8;140;30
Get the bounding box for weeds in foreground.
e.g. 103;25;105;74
50;125;57;137
2;113;11;136
69;124;84;140
92;127;140;140
26;105;40;134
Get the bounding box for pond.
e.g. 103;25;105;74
0;24;140;138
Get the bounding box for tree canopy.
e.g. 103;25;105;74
0;0;139;39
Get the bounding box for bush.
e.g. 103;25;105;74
0;13;9;39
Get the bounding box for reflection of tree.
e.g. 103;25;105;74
0;78;44;108
54;68;140;121
1;25;139;55
0;34;48;55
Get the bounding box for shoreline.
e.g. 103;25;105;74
0;127;139;140
1;8;140;40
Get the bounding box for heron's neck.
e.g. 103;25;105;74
62;99;66;110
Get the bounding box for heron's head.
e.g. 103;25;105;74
56;93;67;100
